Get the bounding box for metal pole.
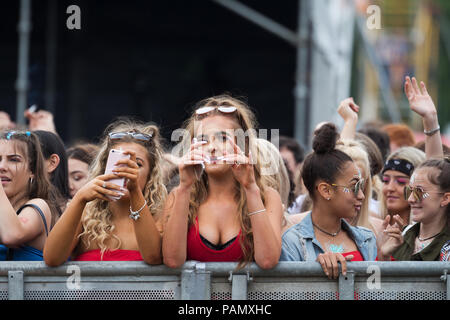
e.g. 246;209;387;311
211;0;299;47
45;0;58;114
294;0;311;150
15;0;32;126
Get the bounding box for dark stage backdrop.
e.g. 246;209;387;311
0;0;297;149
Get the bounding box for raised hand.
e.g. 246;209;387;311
178;139;208;188
404;76;443;159
337;97;360;140
221;136;256;190
112;150;141;193
337;97;359;122
404;76;437;119
24;109;57;134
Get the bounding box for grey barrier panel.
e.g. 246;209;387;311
338;272;354;300
181;263;211;300
8;271;24;300
231;274;248;300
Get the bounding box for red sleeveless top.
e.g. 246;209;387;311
342;250;363;261
186;217;244;262
74;249;143;261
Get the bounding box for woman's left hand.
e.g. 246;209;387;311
221;137;256;190
112;150;141;193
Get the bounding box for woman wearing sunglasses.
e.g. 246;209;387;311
162;94;283;269
44;118;167;265
0;130;62;260
280;123;377;279
377;158;450;261
377;77;449;261
380;77;442;229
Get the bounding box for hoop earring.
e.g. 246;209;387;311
30;177;33;185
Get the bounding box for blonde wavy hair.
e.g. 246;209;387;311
336;139;375;232
181;94;267;268
77;118;167;256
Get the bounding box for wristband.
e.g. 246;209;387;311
424;125;440;136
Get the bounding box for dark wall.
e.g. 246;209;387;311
0;0;297;148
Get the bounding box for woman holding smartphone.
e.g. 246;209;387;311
0;130;62;260
43;118;167;265
162;94;283;269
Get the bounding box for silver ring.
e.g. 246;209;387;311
102;182;106;188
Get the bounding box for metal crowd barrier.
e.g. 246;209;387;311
1;261;449;300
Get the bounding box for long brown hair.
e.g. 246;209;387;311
181;94;267;268
0;130;63;229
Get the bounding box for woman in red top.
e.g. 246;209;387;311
43;118;167;265
162;95;283;269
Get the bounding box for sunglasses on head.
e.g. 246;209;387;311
108;131;152;142
195;106;237;117
5;131;31;140
403;185;443;202
331;178;365;197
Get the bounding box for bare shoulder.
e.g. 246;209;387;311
263;186;282;201
23;198;51;215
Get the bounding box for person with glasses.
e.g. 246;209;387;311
377;158;450;261
380;77;440;229
377;78;449;261
43;118;167;265
162;94;283;270
0;130;63;260
280;123;377;279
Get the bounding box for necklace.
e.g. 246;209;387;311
312;221;341;237
418;232;440;242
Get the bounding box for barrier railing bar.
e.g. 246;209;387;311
0;261;449;277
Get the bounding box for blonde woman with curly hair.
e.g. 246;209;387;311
162;95;283;269
44;118;167;265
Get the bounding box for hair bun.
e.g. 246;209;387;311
312;122;339;155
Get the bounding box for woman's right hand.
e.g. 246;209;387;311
316;252;354;279
376;215;404;260
178;139;208;189
74;173;125;203
337;97;359;123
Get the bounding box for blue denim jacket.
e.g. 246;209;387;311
280;212;377;261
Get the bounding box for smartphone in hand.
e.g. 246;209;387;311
104;149;130;188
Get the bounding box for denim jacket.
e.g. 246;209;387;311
280;212;377;261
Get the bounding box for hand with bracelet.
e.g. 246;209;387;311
111;149;147;219
404;76;443;158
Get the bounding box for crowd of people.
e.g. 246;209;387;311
0;76;449;279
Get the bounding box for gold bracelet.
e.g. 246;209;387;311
248;208;266;216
